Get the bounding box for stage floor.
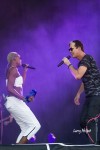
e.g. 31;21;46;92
0;143;100;150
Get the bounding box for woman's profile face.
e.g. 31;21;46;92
15;54;22;66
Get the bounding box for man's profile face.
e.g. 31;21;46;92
69;42;79;58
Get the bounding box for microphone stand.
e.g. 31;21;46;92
0;95;13;144
95;118;98;144
0;100;3;144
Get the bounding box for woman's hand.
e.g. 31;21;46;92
27;96;34;102
23;64;29;72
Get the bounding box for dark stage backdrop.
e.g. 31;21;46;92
0;0;100;145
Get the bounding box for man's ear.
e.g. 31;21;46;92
77;46;81;50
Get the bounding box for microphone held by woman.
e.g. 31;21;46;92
22;64;36;69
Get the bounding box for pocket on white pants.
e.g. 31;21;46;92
4;101;12;109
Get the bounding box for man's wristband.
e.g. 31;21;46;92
68;64;72;68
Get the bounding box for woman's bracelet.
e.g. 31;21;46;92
68;64;72;68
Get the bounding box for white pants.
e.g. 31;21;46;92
5;96;41;143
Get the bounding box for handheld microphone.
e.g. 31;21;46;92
22;64;36;69
57;55;71;67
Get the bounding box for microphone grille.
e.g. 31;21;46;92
22;64;26;67
67;55;71;59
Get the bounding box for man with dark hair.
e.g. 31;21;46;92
62;40;100;144
72;40;84;51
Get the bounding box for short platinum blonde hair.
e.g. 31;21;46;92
7;52;19;63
